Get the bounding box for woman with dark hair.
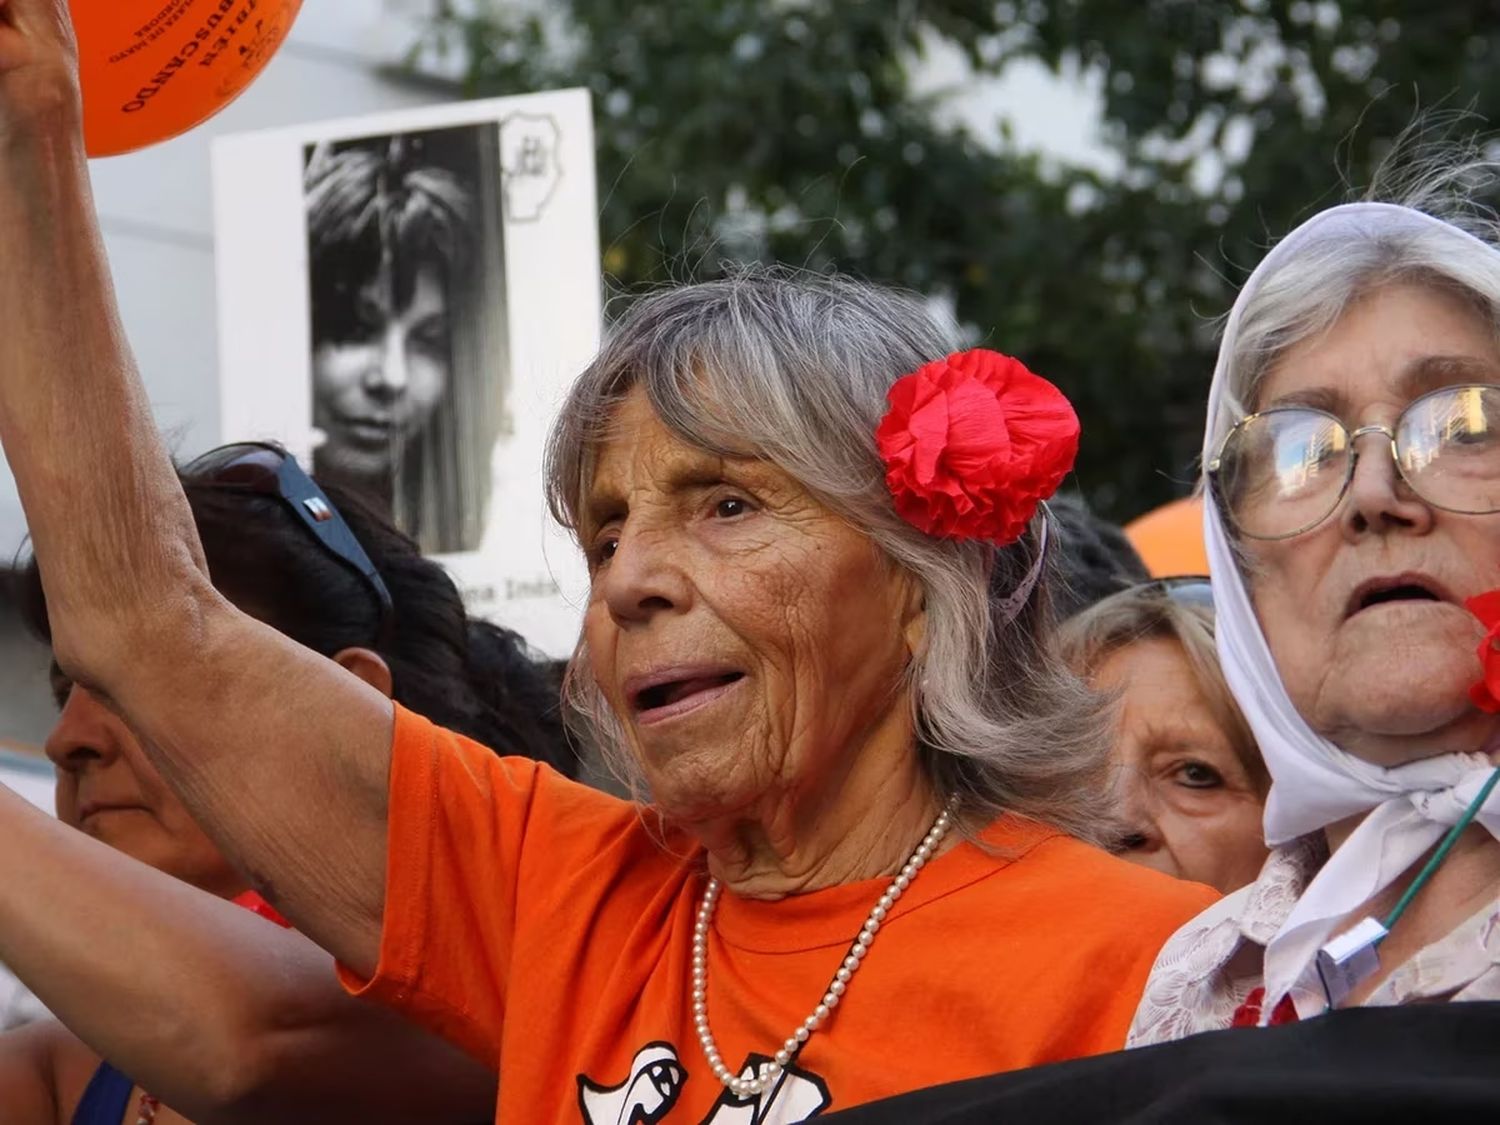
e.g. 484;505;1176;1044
0;445;570;1123
306;126;510;555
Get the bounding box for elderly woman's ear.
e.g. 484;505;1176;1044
332;648;394;698
899;573;927;659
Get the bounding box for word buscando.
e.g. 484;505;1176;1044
120;0;265;114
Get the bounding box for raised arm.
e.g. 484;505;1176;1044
0;784;496;1124
0;0;390;974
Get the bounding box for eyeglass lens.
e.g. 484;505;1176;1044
1216;384;1500;538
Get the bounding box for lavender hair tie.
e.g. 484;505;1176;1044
995;508;1051;624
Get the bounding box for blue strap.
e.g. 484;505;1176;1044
71;1062;135;1125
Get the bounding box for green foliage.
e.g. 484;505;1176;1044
413;0;1500;518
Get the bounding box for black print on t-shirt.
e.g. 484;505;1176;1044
576;1042;832;1124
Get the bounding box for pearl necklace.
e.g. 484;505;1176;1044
691;803;955;1098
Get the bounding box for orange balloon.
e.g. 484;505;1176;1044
72;0;302;157
1124;495;1211;578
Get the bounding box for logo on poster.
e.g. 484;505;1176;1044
500;113;563;222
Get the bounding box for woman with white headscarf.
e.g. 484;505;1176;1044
1130;172;1500;1043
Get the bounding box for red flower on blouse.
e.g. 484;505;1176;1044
1230;987;1299;1028
875;349;1080;546
1465;590;1500;713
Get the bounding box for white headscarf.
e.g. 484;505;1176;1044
1203;201;1500;1020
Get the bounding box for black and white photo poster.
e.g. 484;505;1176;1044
213;91;599;654
304;122;508;556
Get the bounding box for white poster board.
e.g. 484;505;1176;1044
212;90;599;656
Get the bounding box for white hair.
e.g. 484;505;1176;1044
545;267;1115;845
1216;151;1500;442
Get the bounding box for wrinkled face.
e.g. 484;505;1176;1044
1241;282;1500;766
581;388;924;823
1092;637;1267;894
45;672;242;896
312;264;450;479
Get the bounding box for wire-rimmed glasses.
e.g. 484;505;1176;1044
1208;383;1500;540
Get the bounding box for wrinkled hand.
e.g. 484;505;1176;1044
0;0;80;144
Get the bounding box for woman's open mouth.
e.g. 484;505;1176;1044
626;667;746;725
1345;573;1449;618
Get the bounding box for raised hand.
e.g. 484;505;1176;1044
0;0;79;143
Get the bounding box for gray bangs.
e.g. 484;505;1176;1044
544;266;1117;848
1221;145;1500;435
1225;228;1500;428
546;267;953;538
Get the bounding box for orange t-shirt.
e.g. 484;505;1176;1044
341;705;1217;1123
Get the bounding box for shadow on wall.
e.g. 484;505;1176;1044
0;572;56;749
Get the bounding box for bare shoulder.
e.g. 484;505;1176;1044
0;1018;104;1125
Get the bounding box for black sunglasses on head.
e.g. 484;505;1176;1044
183;442;394;642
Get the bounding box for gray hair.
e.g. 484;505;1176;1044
1217;146;1500;438
545;267;1114;845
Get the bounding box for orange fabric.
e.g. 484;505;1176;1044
1124;496;1210;578
341;705;1218;1123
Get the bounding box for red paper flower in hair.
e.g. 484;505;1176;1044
1465;590;1500;712
875;349;1080;546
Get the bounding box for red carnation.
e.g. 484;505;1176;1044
1230;987;1299;1028
1466;590;1500;713
875;349;1079;546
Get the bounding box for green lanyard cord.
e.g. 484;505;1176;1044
1380;765;1500;934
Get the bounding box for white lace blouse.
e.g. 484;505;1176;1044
1128;834;1500;1046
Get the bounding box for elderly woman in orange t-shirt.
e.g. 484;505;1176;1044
0;7;1212;1122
